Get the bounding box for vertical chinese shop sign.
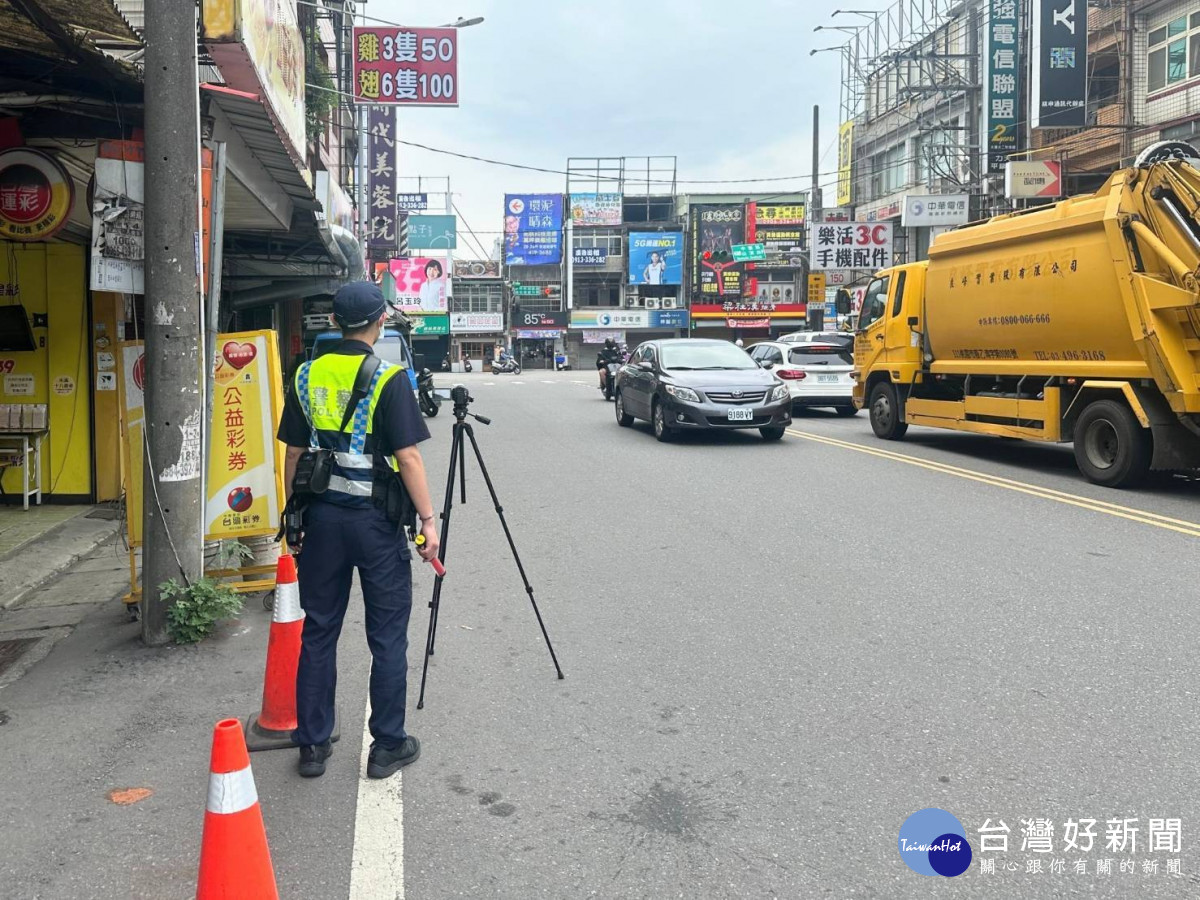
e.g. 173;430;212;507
205;331;285;539
366;106;398;254
985;0;1021;173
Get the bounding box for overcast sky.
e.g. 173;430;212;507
371;0;894;259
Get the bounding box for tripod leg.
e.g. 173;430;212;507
458;425;467;504
463;425;565;680
417;421;461;710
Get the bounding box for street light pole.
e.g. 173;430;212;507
142;0;205;644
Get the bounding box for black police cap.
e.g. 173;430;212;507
333;281;387;329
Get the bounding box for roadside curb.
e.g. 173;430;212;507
0;516;122;610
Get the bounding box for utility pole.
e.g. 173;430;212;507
810;104;822;224
141;0;205;645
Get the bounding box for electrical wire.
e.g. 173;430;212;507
448;199;496;260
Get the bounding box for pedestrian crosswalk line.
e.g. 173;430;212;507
349;697;405;899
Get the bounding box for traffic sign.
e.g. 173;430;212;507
730;243;767;262
807;272;827;306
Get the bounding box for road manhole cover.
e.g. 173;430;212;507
0;638;39;678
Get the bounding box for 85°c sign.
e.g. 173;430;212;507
352;27;458;106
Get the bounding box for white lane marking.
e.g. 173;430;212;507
349;698;405;899
482;381;495;386
510;380;525;385
540;379;556;384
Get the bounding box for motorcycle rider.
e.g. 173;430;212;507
596;337;623;391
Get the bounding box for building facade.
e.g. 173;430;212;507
830;0;1200;273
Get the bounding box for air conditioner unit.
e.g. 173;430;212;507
661;297;677;309
626;296;644;308
645;298;660;310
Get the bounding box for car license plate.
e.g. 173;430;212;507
817;375;840;384
726;408;753;422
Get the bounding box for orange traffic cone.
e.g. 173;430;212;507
245;554;304;751
196;719;278;899
244;553;339;751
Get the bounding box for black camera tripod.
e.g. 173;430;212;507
416;386;564;709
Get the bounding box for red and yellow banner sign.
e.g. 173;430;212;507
0;149;74;241
691;303;807;319
118;331;285;548
206;331;285;539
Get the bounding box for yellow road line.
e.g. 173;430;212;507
786;429;1200;539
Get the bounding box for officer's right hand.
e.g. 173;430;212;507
417;519;439;561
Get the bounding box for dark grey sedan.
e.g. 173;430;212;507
613;339;792;442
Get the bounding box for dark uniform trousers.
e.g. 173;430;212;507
294;500;413;749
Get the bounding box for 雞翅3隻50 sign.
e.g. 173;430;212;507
352;27;458;106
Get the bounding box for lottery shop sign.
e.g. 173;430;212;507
205;331;285;539
352;27;458;106
0;149;74;241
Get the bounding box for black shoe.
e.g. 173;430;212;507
298;741;332;778
367;736;420;779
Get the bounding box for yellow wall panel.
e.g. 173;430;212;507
0;243;92;500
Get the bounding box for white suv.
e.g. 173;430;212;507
778;331;854;348
746;341;858;416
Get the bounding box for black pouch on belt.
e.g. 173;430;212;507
372;463;416;529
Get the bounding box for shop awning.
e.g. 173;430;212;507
0;0;141;95
202;84;350;305
0;0;140;55
202;84;316;225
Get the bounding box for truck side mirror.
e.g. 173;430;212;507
907;316;919;328
835;289;852;316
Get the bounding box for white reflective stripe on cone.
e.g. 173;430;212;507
326;475;373;496
272;581;304;624
334;452;372;470
206;766;259;815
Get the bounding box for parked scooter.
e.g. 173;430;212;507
463;357;473;373
491;357;522;375
417;368;440;417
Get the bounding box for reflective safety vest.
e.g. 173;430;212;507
295;351;405;508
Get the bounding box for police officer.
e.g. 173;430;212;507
278;282;439;779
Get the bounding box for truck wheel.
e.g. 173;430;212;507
869;382;908;440
1073;399;1151;488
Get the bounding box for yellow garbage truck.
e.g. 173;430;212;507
852;144;1200;487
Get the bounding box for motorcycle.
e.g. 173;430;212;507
601;362;621;401
491;357;522;375
463;357;473;373
417;368;440;417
